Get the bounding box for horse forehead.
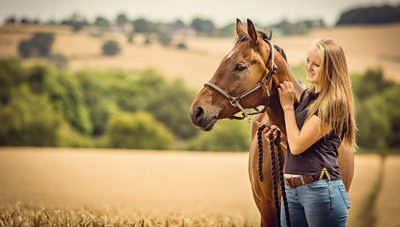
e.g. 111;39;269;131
227;51;235;59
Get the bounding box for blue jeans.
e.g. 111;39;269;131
280;179;350;227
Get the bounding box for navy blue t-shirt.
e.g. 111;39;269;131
283;89;342;180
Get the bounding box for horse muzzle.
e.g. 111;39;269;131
190;105;219;131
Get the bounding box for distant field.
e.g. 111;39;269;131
375;156;400;227
0;24;399;88
0;148;393;226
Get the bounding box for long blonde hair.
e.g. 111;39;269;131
306;39;357;151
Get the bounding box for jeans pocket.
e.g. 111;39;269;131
307;180;328;191
338;185;351;209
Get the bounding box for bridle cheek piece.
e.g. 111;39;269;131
204;39;277;120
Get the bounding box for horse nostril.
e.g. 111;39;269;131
195;106;205;121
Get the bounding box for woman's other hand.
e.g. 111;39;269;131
278;81;295;111
263;125;280;141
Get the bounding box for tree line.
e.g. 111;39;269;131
3;13;325;37
0;59;251;151
4;4;399;39
337;5;400;25
0;59;399;153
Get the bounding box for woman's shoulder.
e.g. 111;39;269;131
299;88;318;103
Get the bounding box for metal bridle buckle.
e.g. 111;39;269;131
230;97;239;106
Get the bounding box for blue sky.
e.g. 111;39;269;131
0;0;399;26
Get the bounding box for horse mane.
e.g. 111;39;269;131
236;29;288;62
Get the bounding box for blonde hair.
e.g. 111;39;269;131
306;39;357;151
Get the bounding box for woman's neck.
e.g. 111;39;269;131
314;85;321;93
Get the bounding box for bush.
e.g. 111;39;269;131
18;32;55;58
105;111;174;149
48;53;69;69
0;85;62;146
176;42;187;49
26;64;92;134
187;120;250;151
102;40;121;56
145;78;199;139
157;32;172;46
351;68;399;152
18;40;33;58
0;59;27;104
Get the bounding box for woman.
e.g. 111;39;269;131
264;39;357;226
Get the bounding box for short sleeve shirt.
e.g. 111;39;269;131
283;89;342;180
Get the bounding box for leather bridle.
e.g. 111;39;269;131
204;38;278;120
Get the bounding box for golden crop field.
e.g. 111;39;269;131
0;148;395;226
375;156;400;227
0;24;399;88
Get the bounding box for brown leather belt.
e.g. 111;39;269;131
284;175;317;188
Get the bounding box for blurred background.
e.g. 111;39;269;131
0;0;399;226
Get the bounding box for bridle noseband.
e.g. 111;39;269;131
204;38;277;120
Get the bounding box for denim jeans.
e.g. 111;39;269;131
280;179;350;227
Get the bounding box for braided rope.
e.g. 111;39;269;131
256;126;291;227
275;131;291;227
269;133;280;227
257;125;268;182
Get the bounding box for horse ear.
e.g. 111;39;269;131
236;18;246;36
247;19;258;44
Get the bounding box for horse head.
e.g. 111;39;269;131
190;18;294;132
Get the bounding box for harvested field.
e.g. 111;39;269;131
0;148;392;226
375;156;400;227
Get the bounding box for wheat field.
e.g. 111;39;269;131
0;148;394;226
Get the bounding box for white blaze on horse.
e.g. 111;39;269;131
189;19;354;227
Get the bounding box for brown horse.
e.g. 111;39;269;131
189;19;354;226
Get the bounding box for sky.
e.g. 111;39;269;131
0;0;399;26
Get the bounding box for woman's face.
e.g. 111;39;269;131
306;46;322;85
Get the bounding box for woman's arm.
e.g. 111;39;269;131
278;81;330;155
283;110;329;155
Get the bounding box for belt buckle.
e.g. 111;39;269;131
285;176;305;188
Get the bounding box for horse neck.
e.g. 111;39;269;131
265;57;304;135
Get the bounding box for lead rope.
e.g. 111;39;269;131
257;125;291;227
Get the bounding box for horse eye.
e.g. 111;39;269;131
235;63;247;72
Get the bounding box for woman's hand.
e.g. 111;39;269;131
278;81;295;111
263;125;280;141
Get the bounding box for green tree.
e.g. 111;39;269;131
356;96;391;151
157;31;172;46
352;68;394;101
116;13;128;28
102;40;121;56
76;69;126;135
0;59;27;104
191;18;216;35
94;16;110;27
67;13;88;33
337;5;400;25
133;18;158;33
146;79;198;139
0;85;62;146
30;32;55;57
48;53;69;69
18;32;54;58
218;23;235;37
106;111;174;149
187;120;250;151
26;64;92;134
18;40;33;58
351;68;399;152
380;85;400;148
